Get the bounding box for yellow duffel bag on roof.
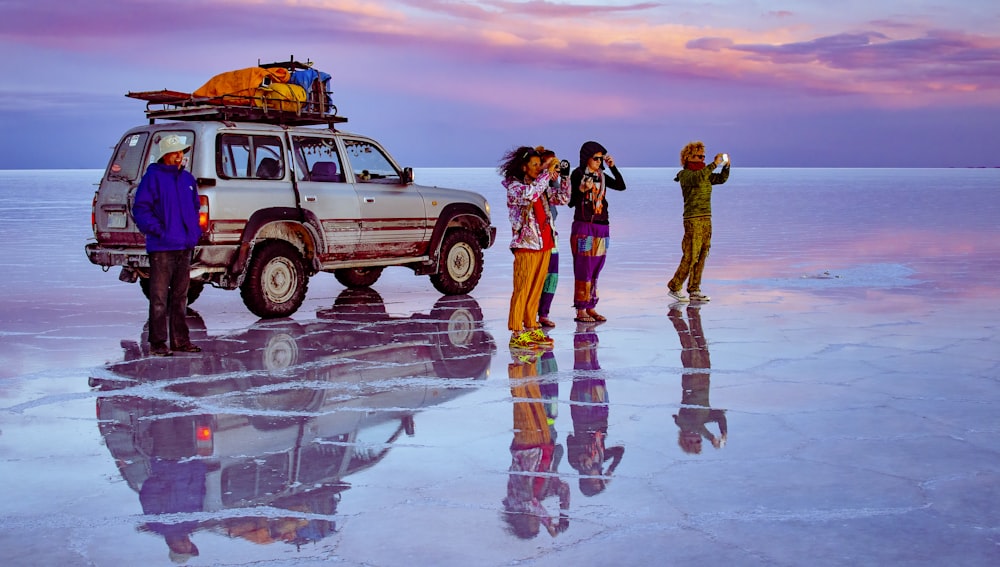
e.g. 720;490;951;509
253;83;307;112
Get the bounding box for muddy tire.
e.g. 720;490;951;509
334;266;384;289
139;278;205;306
240;241;309;318
430;229;483;295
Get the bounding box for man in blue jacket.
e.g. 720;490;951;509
133;135;203;356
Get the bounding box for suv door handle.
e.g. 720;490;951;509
305;195;317;202
364;198;375;203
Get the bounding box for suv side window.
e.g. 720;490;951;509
217;134;285;180
144;130;195;170
292;136;345;182
344;139;398;183
107;132;150;181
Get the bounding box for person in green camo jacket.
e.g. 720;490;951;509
667;141;730;304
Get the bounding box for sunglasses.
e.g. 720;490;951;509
694;154;705;159
591;155;605;162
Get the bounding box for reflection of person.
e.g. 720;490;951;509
534;146;566;329
500;146;570;350
132;134;203;356
503;352;570;538
567;323;624;495
140;459;205;563
669;305;727;453
569;141;626;323
136;407;208;564
538;350;559;430
667;141;730;303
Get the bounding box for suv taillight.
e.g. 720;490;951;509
199;195;209;231
196;421;214;456
91;193;97;235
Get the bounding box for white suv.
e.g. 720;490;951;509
87;97;496;318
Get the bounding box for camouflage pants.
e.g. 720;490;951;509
668;216;712;293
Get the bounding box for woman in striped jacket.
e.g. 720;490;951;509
500;146;571;350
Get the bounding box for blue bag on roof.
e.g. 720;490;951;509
290;68;333;114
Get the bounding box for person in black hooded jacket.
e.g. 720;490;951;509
567;141;626;323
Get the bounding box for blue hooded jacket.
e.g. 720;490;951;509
132;162;202;252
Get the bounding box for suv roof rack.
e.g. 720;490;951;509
127;89;349;128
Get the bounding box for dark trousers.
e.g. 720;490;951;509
148;250;192;347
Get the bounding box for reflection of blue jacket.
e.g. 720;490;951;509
140;459;207;538
133;163;201;252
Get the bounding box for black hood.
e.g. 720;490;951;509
578;141;607;169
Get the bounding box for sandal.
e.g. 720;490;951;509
573;315;597;323
587;310;607;322
538;316;556;328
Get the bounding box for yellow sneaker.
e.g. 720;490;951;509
509;331;538;349
525;329;554;347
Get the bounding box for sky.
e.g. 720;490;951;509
1;0;998;168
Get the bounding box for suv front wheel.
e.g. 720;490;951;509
240;240;309;318
430;229;484;295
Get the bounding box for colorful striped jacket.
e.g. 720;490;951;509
504;171;571;250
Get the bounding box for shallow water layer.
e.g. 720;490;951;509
1;168;998;566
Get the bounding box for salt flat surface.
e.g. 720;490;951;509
1;167;998;566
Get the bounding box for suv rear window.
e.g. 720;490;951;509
107;132;150;182
217;134;285;179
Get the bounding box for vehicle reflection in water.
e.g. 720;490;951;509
90;291;495;560
668;304;727;454
503;348;570;538
567;322;624;496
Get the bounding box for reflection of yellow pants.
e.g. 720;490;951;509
509;249;551;332
669;216;713;293
510;379;551;447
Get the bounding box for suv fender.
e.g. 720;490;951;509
422;203;492;275
224;207;323;288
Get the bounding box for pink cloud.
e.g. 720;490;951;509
4;0;998;109
2;0;998;168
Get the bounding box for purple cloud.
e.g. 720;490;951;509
687;37;736;52
1;0;998;168
481;0;661;18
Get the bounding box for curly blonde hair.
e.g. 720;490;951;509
680;141;705;166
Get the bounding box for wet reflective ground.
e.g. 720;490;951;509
2;168;999;566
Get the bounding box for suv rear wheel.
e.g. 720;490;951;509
240;241;309;318
334;267;384;289
430;229;483;295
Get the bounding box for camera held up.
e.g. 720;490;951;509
559;159;571;177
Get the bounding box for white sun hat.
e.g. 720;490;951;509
157;135;191;157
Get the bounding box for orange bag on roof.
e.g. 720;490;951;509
193;67;290;99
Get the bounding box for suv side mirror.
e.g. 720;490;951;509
402;167;414;184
